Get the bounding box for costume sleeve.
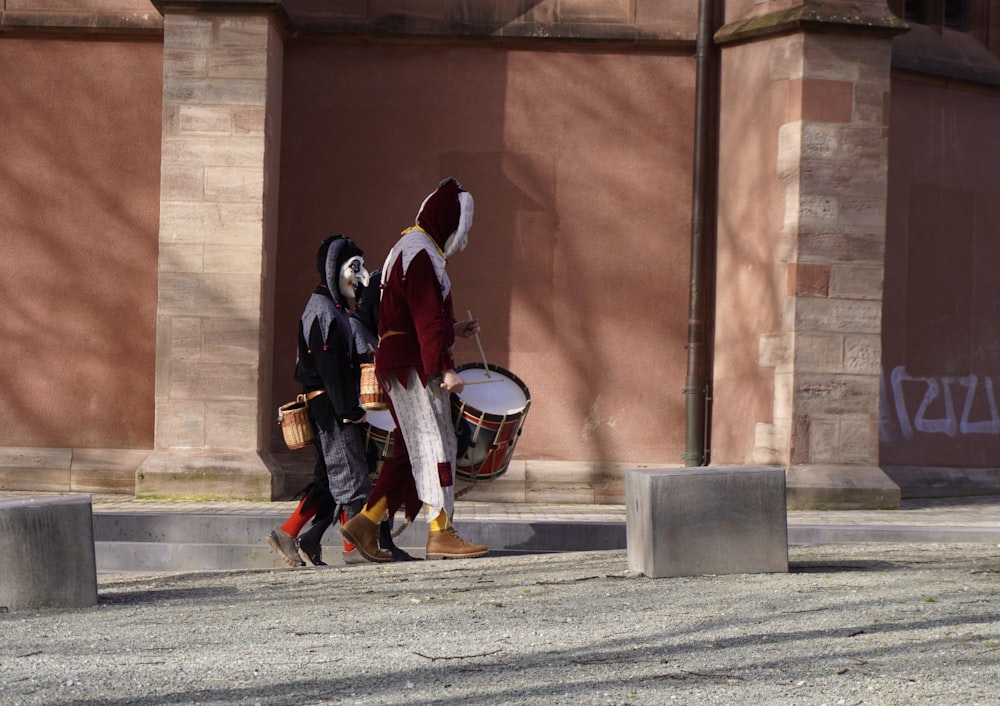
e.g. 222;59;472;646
404;249;456;376
309;319;365;424
350;316;378;364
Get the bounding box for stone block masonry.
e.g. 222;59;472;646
137;5;286;499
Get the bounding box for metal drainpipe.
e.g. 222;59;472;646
683;0;720;467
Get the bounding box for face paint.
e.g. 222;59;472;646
339;255;370;301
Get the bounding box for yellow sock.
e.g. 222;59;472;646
428;506;450;532
360;496;388;524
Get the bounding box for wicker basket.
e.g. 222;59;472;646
278;394;314;450
360;363;387;411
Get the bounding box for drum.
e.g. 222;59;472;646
361;408;395;479
452;363;531;482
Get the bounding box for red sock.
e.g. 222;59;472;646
342;510;356;552
280;496;318;537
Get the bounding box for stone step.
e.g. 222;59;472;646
92;512;628;572
89;511;1000;573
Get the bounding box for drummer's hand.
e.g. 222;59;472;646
342;408;367;425
440;369;464;394
455;318;480;339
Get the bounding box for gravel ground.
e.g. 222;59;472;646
3;544;1000;706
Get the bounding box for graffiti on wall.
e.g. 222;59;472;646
884;365;1000;441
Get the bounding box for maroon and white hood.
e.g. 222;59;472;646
382;177;474;297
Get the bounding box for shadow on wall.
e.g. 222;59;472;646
0;37;162;450
280;0;553;35
274;40;693;469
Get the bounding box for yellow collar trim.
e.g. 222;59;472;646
401;225;444;257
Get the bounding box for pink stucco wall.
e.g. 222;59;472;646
274;42;696;466
711;38;788;464
0;36;162;449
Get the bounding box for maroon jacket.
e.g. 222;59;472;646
375;178;470;389
376;235;456;388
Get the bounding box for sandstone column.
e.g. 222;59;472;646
137;1;287;499
712;1;907;508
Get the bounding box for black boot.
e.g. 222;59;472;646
296;529;328;566
297;500;334;566
380;519;418;562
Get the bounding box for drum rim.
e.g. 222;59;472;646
362;423;393;441
454;362;531;402
453;362;531;424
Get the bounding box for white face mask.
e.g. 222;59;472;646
339;255;370;301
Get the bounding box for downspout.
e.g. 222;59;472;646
683;0;721;466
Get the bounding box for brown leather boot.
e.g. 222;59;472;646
339;514;391;562
425;527;488;560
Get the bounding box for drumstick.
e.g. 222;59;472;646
462;378;503;385
467;309;491;378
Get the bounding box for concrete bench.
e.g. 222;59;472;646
0;495;98;612
625;466;788;578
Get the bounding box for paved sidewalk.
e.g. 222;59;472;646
4;543;1000;705
3;492;1000;704
4;491;1000;531
4;490;1000;572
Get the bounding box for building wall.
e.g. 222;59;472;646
0;2;701;499
2;0;1000;501
711;36;789;464
273;41;696;470
882;72;1000;487
0;36;162;450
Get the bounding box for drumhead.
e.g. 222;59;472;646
364;408;395;432
455;364;529;415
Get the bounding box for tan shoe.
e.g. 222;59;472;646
339;514;391;562
426;527;488;560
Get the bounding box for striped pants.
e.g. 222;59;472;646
315;421;371;519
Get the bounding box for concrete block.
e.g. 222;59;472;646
625;466;788;578
0;495;98;612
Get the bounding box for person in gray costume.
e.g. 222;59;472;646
268;234;374;566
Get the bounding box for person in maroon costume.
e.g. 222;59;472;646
341;178;488;561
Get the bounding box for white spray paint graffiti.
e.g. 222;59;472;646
886;365;1000;440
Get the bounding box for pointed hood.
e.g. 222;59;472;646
415;177;474;257
315;234;363;308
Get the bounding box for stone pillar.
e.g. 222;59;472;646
712;1;906;508
137;1;287;499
